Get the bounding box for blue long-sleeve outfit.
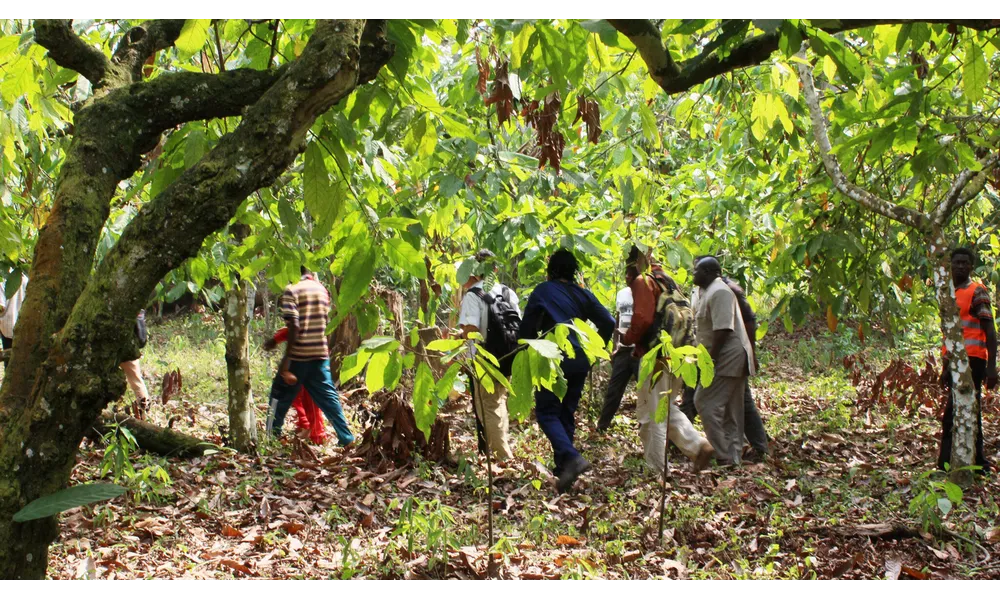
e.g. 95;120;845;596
518;280;614;472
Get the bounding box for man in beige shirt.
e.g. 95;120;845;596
692;257;755;465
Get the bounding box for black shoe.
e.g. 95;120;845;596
744;448;767;464
556;456;592;494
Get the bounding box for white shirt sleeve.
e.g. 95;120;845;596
458;292;483;330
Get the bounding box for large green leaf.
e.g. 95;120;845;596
963;41;987;104
365;350;390;393
434;362;462;399
383;237;427;278
508;351;534;422
521;338;561;360
175;19;212;60
336;239;376;312
304;142;341;238
412;361;437;442
13;483;126;522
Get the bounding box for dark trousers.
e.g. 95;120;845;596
536;354;590;473
1;335;11;368
597;347;640;430
939;356;991;472
682;379;768;455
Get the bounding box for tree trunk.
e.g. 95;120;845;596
0;19;392;579
929;230;979;486
224;272;257;454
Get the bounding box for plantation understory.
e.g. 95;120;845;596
26;315;1000;580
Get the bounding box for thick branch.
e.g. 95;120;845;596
796;57;931;231
34;20;110;85
611;19;1000;96
947;154;1000;216
111;19;186;83
73;18;376;366
358;19;394;84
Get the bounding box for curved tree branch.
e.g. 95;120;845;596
111;19;186;83
796;56;931;232
611;19;1000;96
34;19;110;85
943;153;1000;219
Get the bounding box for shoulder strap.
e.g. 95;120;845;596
469;287;493;305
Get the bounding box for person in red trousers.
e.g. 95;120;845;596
264;327;328;444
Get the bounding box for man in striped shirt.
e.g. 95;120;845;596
267;267;354;446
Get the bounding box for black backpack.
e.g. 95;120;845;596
135;310;148;349
470;285;522;376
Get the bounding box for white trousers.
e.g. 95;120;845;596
636;370;708;472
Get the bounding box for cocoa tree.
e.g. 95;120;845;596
795;56;999;485
0;18;393;579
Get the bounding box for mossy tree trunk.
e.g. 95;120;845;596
224;225;258;454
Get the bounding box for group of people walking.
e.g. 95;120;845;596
4;239;987;493
261;245;997;494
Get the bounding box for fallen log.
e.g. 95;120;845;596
93;412;219;458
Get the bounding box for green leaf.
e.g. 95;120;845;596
456;257;477;284
753;19;783;34
896;23;912;54
435;362;462;399
678;360;698;389
522;338;562;360
360;336;399;352
508;351;534;422
697;345;715;388
188;256;209;288
365;351;389;393
13;483;126;522
638;346;659;388
943;481;963;504
937;497;952;516
638;103;661;148
337;240;376;312
340;349;370;383
778;21;803;58
304;142;340;238
512;23;535;70
384;351;403;391
750;93;771;141
4;269;23;301
426;338;465;352
379;216;419;230
963;41;987;104
176;19;212;60
412;361;437;442
553;326;576;359
383;237;427;278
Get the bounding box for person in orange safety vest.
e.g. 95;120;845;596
938;248;996;473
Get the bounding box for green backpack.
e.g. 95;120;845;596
638;267;696;350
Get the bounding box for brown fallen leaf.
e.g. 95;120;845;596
821;432;847;445
926;545;949;560
884;557;901;580
555;535;582;547
663;559;688;579
986;528;1000;544
219;559;255;577
900;565;928;580
221;524;243;538
280;522;305;535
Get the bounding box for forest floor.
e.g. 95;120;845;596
28;312;1000;579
